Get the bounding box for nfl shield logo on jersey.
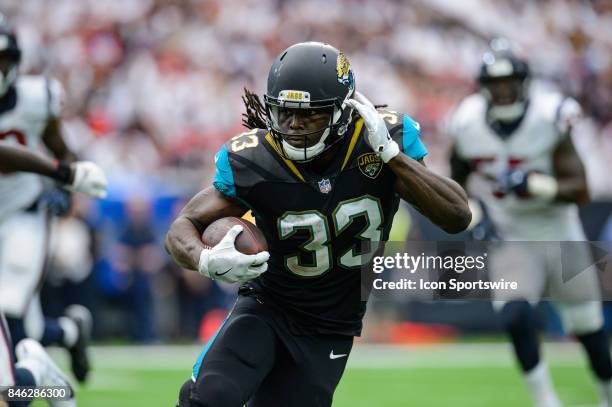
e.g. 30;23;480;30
318;178;332;194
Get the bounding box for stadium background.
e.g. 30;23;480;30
2;0;611;405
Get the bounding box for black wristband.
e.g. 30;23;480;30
51;161;72;184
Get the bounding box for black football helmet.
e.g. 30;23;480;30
264;42;356;162
0;15;20;97
478;38;530;122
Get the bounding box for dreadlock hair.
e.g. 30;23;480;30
242;88;267;130
241;88;388;130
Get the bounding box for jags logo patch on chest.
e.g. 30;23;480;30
357;153;382;179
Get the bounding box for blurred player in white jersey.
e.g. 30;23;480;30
0;15;95;384
448;39;612;407
0;144;106;406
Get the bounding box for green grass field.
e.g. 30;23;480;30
34;342;600;406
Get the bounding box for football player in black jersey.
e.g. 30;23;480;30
166;42;471;407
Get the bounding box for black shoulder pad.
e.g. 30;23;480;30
226;128;300;190
376;108;404;143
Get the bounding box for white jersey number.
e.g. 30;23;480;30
278;196;383;277
278;211;332;277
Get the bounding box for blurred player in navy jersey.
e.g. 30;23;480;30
0;15;101;384
166;41;471;407
0;143;106;406
448;39;612;406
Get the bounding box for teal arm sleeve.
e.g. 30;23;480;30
402;114;428;160
212;145;237;198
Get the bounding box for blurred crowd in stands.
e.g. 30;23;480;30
2;0;611;342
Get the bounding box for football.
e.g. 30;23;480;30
201;216;268;255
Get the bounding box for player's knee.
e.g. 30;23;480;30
559;302;603;335
500;300;534;333
178;379;192;402
193;373;244;407
176;379;196;407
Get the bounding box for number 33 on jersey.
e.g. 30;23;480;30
212;109;427;335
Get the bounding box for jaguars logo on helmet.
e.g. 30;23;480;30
336;52;354;90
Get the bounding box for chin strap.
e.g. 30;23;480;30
280;102;352;162
281;127;330;162
488;101;526;122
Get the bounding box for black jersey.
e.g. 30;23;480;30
213;110;427;336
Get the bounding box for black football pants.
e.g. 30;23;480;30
177;295;353;407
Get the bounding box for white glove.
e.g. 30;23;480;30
198;225;270;283
346;92;400;163
67;161;108;199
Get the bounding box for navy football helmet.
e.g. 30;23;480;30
478;38;530;123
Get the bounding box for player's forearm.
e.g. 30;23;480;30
165;187;250;270
556;176;589;205
43;118;78;162
389;154;471;234
165;217;207;271
0;144;73;183
550;133;589;205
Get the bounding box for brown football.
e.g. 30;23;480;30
202;217;268;255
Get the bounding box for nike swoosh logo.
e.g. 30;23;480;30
214;268;232;276
329;351;347;360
